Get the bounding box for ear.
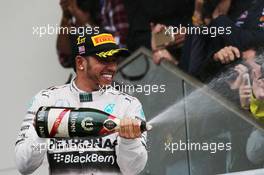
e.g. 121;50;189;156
75;56;85;71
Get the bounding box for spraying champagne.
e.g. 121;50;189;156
35;106;152;138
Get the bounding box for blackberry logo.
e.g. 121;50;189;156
52;153;116;164
53;154;64;163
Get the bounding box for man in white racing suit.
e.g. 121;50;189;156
15;30;148;175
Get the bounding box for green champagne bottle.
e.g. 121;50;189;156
35;106;151;138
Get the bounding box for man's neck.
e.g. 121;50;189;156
74;76;98;92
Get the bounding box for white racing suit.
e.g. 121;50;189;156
15;79;148;175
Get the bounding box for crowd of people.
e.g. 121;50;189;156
54;0;264;169
149;0;264;168
55;0;264;123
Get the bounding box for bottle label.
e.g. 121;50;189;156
36;107;50;138
36;107;118;138
68;110;109;137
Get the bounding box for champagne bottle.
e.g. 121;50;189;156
35;106;151;138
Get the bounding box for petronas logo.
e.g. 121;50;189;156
104;104;115;114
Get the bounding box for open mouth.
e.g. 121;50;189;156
101;73;114;82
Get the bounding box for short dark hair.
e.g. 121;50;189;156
73;57;77;72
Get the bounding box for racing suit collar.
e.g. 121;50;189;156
70;77;105;102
